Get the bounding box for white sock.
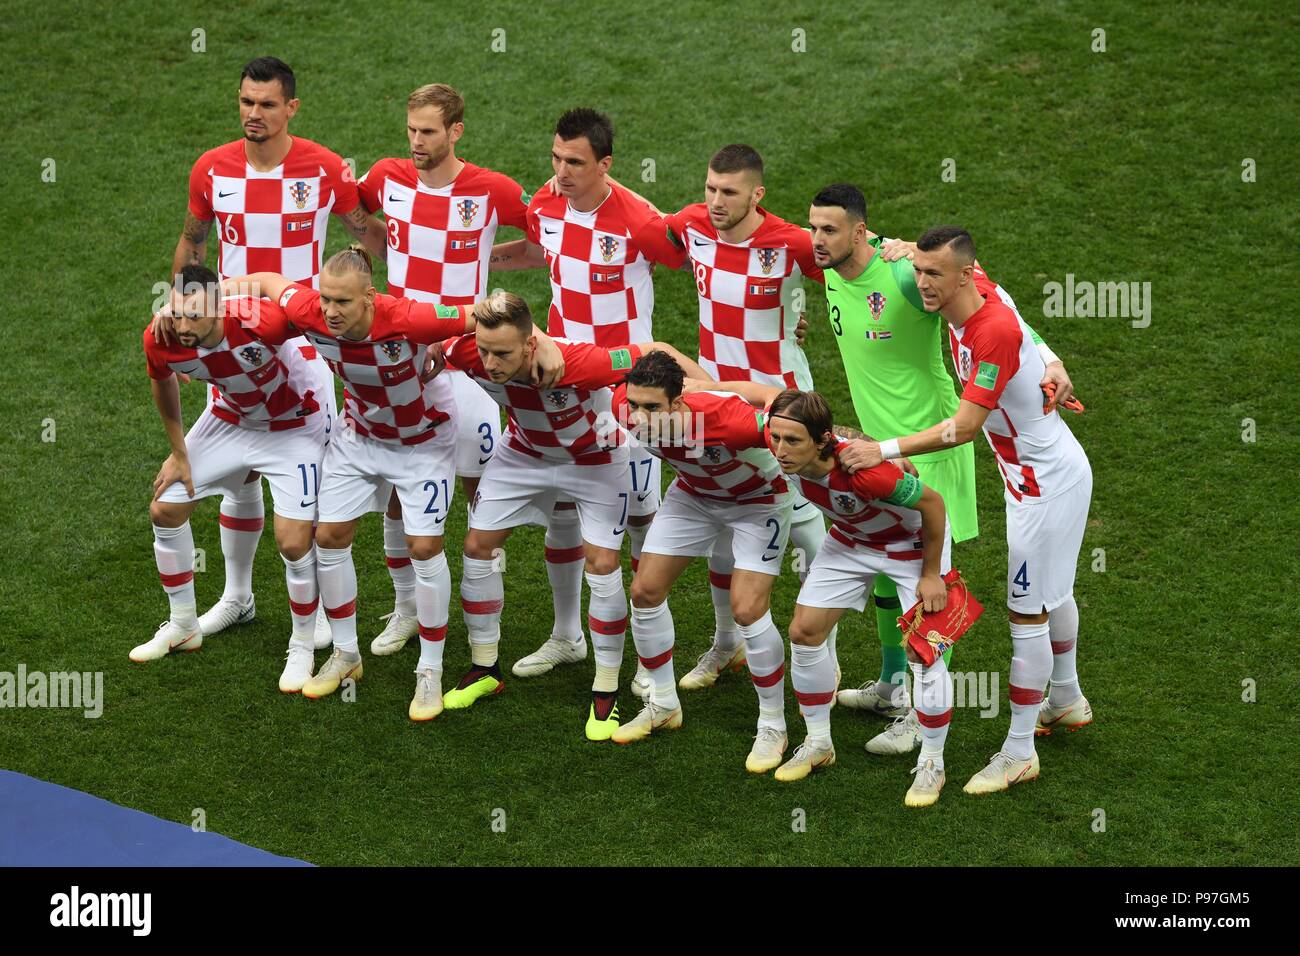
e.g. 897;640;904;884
585;568;626;693
1047;595;1082;707
153;522;197;627
1005;620;1052;760
217;479;263;603
412;552;450;672
631;601;678;709
627;521;648;573
791;640;834;743
739;611;786;732
281;551;317;639
544;507;584;641
912;658;953;770
707;546;740;652
460;555;502;667
316;545;359;656
383;515;416;616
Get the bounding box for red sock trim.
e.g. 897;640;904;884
638;648;673;669
588;614;628;636
544;545;585;564
419;624;448;642
794;688;835;706
750;664;785;688
709;571;732;589
325;599;357;620
1050;639;1076;654
916;707;953;728
158;570;194;588
288;597;319;616
1009;684;1044;705
461;597;504;615
630;557;639;572
219;514;265;532
385;555;412;569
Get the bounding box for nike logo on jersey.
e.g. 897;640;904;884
177;364;203;374
544;227;558;235
218;190;236;198
693;238;709;247
387;194;405;202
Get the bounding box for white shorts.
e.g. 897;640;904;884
643;484;792;575
797;527;952;613
470;440;631;552
318;423;457;537
157;408;326;522
1006;466;1093;614
448;368;501;479
555;450;660;518
302;347;337;444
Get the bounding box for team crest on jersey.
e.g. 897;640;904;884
239;345;264;366
835;493;859;513
597;235;620;263
703;446;723;463
755;248;779;275
456;199;480;227
547;391;570;409
866;291;887;321
290;181;311;210
380;341;404;362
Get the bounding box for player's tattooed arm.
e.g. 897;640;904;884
489;239;546;271
682;378;780;408
832;424;872;441
150;376;195;499
172;213;212;275
840;401;990;473
833;425;920;473
339;206;388;261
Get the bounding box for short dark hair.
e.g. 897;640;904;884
811;183;867;223
768;389;836;460
709;144;764;180
624;349;685;400
916;225;976;262
555;108;614;159
473;290;535;338
240;57;296;100
174;263;221;304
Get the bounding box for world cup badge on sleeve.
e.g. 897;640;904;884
866;291;887;321
456;199;480;227
290;181;311;210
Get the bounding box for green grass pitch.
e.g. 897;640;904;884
2;0;1297;866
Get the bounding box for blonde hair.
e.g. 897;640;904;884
472;289;533;336
407;83;465;127
323;243;374;279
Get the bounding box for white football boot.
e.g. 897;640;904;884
774;737;837;782
865;709;922;755
312;606;332;650
678;642;746;691
278;638;315;693
963;751;1041;795
1036;694;1093;735
129;620;202;662
745;726;789;774
905;758;946;807
197;594;256;637
370;610;420;656
836;680;908;717
511;634;588;677
409;667;443;721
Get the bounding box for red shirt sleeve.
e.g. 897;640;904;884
143;326;175;380
277;284;323;334
487;171;531;231
524;190;546;244
443;334;484;375
323;147;361;216
357;159;385;215
388;299;470;344
787;226;824;284
851;460;906;501
632;212;687;269
187;150;214;221
960;312;1022;409
243;298;295;346
558;342;643;391
712;393;768;450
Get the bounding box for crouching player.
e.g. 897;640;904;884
438;291;704;740
610;351;793;773
136;265;326;694
706;383;955;805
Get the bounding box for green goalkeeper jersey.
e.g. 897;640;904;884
822;237;962;465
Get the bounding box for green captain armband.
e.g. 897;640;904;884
884;472;924;508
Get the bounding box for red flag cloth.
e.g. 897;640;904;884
897;570;985;666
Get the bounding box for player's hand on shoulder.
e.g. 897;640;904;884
153;453;193;500
794;313;808;347
918;573;948;613
879;239;917;262
837;438;883;473
420;342;446;384
530;333;565;388
1040;361;1074;412
682;378;710;395
896;456;919;477
151;304;178;345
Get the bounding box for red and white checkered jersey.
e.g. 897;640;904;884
188;137;360;286
144;295;318;431
612;386;787;504
949;268;1089;502
278;285;466;445
525;182;684;347
358;158;530;305
781;440;924;559
445;336;640;465
665;205;822;389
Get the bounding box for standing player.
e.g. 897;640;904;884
849;227;1093;794
488;108;686;679
356;83;532;657
218;248;488;721
608;351;793;772
172;56;386;645
659;144;832;695
135;266;327;695
807;184;1074;729
437;291;705;741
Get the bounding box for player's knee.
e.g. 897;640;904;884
630;576;667;609
1009;607;1049;625
731;597;770;628
463;531;496;561
275;524;313;561
585;552;619;577
149;499;186;528
314;523;353;550
788;618;823;647
407;537;443;562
